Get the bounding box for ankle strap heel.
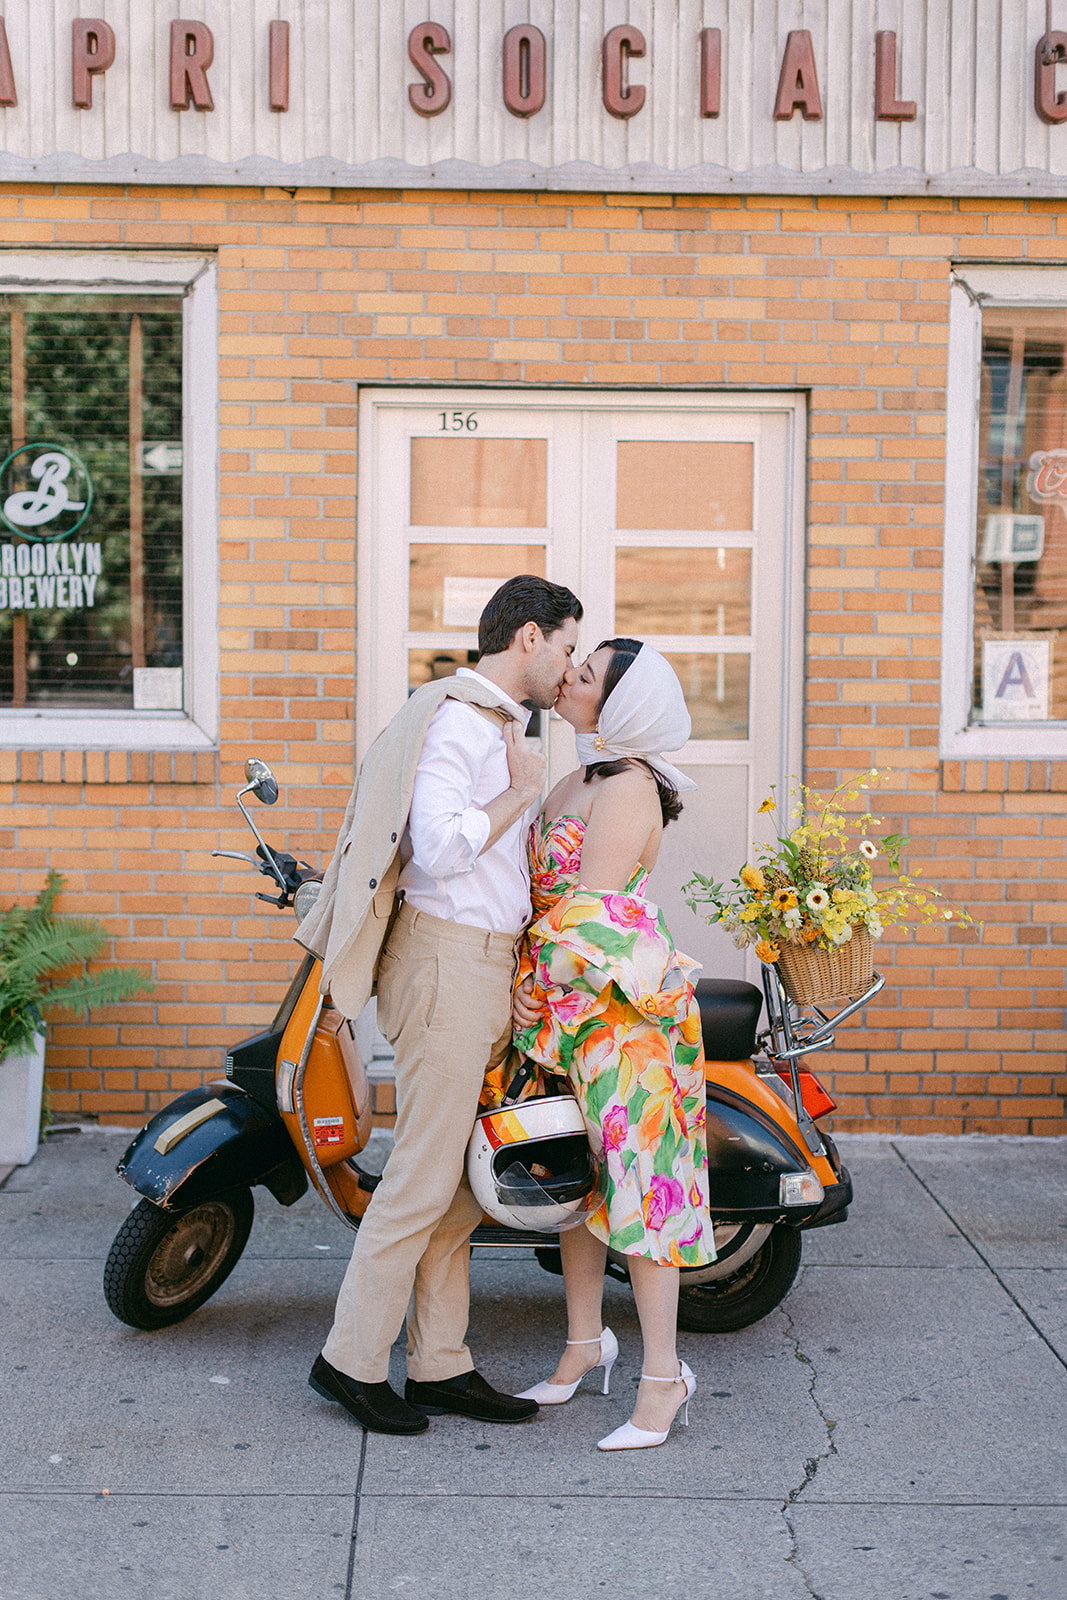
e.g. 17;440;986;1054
517;1327;618;1405
638;1361;695;1426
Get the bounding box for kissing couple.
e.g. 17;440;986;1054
298;575;714;1452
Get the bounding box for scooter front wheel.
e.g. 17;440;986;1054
103;1190;254;1330
676;1223;802;1334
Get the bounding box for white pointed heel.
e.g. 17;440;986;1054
596;1360;695;1452
516;1327;619;1405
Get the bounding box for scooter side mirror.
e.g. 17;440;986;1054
244;757;279;806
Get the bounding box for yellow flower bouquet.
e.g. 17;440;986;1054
683;771;973;995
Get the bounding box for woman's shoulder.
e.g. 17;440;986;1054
586;761;660;825
541;768;590;820
588;759;658;796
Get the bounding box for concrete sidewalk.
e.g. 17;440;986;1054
0;1130;1064;1600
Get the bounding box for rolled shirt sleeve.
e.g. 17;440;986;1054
406;707;496;880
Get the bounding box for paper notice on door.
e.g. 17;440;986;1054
133;667;183;710
442;575;503;629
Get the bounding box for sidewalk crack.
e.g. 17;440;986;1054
780;1304;836;1600
343;1429;368;1600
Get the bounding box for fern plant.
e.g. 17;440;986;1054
0;870;154;1061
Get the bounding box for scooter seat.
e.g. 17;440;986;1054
695;978;763;1061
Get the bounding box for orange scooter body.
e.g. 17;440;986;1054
277;959;375;1220
275;956;842;1230
704;1055;838;1192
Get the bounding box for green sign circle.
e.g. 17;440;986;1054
0;442;94;542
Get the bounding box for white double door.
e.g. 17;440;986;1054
358;389;805;981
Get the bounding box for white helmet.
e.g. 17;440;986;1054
467;1094;599;1233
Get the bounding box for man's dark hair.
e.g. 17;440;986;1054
478;575;583;657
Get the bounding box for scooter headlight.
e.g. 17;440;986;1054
293;878;323;923
779;1171;824;1207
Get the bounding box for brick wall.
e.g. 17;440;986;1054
2;182;1064;1133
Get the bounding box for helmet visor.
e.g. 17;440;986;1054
493;1136;599;1231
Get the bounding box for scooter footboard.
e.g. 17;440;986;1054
117;1083;306;1210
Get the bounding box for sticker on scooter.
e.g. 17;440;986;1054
312;1116;345;1147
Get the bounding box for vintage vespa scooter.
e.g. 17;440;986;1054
104;758;882;1337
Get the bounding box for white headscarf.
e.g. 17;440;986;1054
574;642;697;793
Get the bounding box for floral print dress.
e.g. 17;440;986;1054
483;814;715;1268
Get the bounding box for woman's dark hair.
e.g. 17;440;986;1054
478;575;583;657
582;636;684;826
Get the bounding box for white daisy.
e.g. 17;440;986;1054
859;840;878;860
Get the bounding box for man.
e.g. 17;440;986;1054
298;575;582;1435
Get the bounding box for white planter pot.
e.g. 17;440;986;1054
0;1031;47;1165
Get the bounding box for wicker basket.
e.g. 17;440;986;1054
775;926;875;1006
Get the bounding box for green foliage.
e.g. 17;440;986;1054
0;870;154;1060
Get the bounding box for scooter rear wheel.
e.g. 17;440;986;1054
104;1190;254;1330
676;1223;802;1334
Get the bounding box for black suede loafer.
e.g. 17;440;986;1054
404;1369;539;1423
309;1354;429;1435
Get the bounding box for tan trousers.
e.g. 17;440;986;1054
322;901;517;1384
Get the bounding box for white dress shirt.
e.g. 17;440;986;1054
396;668;534;935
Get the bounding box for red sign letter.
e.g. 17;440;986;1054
72;19;116;111
700;28;721;119
1035;32;1067;124
0;19;16;107
269;20;289;112
602;25;646;119
874;31;916;121
773;30;823;121
170;20;214;112
408;22;452;117
502;24;546;118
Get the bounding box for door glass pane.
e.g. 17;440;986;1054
409;544;545;631
666;651;749;740
616;441;753;531
407;646;542;735
615;547;751;635
410;438;547;527
408;647;476;692
973;306;1067;724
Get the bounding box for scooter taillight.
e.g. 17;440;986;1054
777;1068;836;1119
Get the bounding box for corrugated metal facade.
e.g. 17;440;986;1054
0;0;1066;193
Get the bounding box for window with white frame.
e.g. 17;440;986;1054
0;254;217;750
943;266;1067;759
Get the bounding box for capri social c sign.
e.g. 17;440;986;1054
0;443;101;612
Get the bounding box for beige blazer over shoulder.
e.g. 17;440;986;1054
295;676;518;1019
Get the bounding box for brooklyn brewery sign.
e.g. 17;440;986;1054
0;445;102;612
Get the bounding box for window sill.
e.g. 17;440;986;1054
0;709;216;750
940;759;1067;794
2;748;218;785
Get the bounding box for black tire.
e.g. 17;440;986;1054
676;1223;803;1334
103;1190;254;1330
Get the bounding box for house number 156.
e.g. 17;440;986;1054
439;411;478;431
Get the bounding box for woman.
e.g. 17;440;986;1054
485;638;714;1451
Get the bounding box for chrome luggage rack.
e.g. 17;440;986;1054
755;965;885;1157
